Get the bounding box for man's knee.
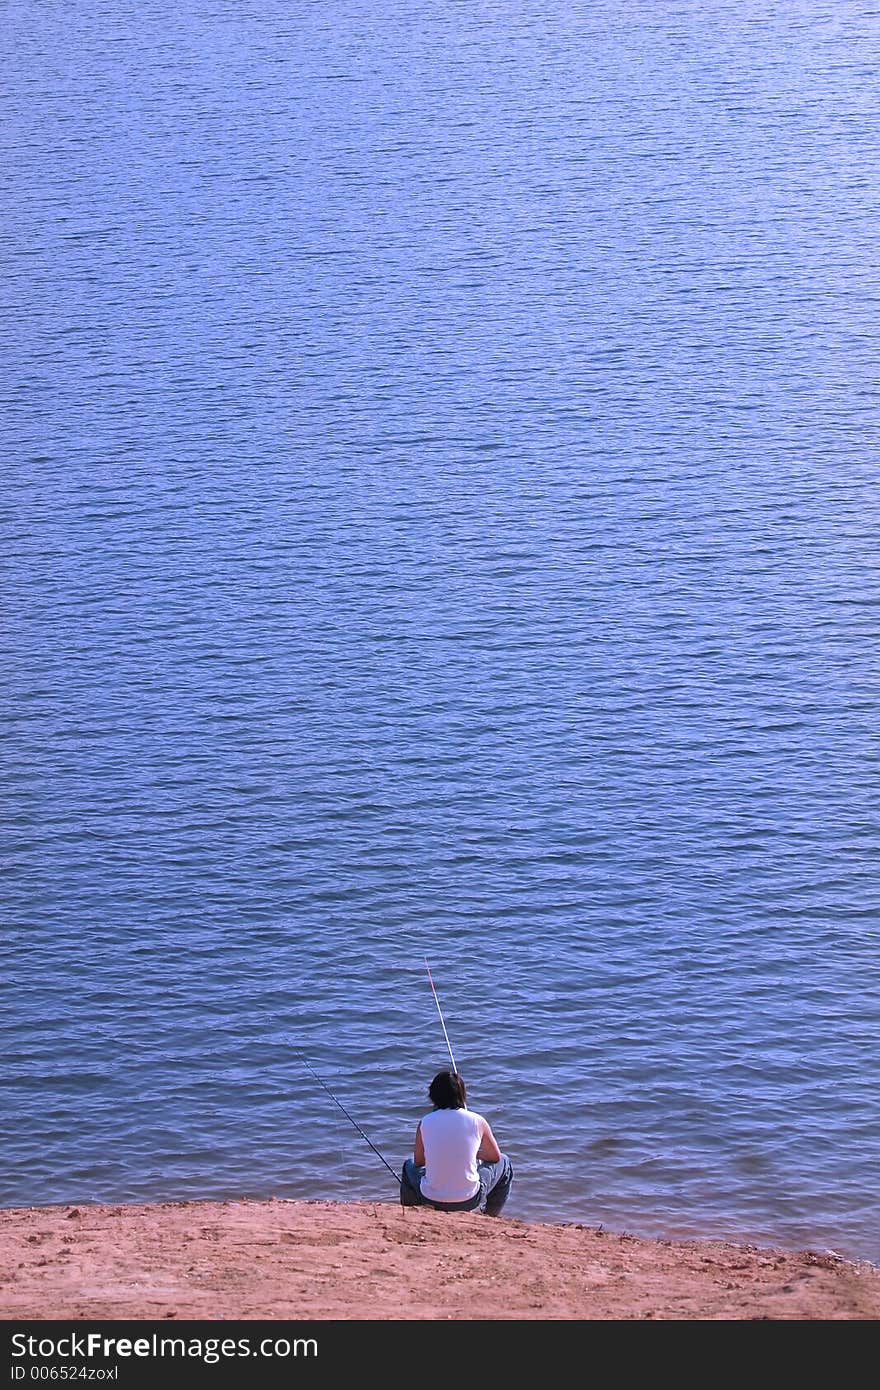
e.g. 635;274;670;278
400;1160;423;1207
483;1154;513;1215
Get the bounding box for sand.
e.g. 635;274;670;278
1;1198;878;1321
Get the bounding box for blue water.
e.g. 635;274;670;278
3;1;879;1265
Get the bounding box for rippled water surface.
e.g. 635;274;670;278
3;2;879;1264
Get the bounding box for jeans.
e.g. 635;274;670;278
400;1154;513;1216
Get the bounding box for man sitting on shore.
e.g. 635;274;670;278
400;1070;513;1216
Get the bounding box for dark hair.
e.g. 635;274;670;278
428;1070;467;1110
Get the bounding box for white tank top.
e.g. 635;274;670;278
420;1107;484;1203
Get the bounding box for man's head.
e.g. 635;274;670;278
428;1069;467;1110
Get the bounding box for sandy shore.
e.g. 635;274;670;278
1;1198;878;1321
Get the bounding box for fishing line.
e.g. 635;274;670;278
296;1051;400;1187
424;957;457;1073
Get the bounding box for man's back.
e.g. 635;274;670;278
420;1106;484;1203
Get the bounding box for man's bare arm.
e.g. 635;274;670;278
477;1120;502;1163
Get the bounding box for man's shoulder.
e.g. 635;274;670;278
422;1107;486;1125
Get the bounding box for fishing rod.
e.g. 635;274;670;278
295;964;458;1188
296;1051;400;1187
424;957;457;1073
